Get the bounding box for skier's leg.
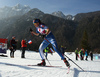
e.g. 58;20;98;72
50;38;70;67
45;33;65;59
45;32;70;67
52;43;65;59
49;38;65;59
38;40;50;66
39;40;49;60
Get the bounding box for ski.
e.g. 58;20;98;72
27;65;62;68
3;63;70;73
4;63;62;68
27;65;70;74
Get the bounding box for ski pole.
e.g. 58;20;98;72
64;54;85;71
44;38;85;71
45;55;52;66
44;51;52;66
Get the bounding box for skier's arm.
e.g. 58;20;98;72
30;28;39;36
31;31;39;36
30;28;50;37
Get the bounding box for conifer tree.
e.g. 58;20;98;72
81;30;90;50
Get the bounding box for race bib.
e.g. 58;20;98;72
38;28;46;34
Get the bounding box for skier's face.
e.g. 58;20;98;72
33;23;39;27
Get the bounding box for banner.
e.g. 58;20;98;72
0;38;8;54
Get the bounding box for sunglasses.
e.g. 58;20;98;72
33;23;37;25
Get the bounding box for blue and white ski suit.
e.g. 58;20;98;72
36;24;65;60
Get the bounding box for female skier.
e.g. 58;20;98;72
30;19;70;67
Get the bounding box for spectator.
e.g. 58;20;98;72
85;50;88;61
75;48;79;60
10;36;17;58
89;51;93;61
21;39;27;58
79;49;83;60
82;48;85;60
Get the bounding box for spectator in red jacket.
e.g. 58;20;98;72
21;39;27;58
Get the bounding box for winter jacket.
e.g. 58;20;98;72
10;39;17;49
79;50;83;55
75;50;78;54
85;51;88;56
21;40;27;47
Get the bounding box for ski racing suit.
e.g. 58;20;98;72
36;24;65;60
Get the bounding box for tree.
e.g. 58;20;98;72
80;30;90;50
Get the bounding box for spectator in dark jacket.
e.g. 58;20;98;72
10;36;17;58
89;51;93;61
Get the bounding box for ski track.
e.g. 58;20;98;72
0;50;100;77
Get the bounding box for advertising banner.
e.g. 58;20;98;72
0;38;8;54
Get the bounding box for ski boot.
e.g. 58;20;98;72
37;59;46;66
63;58;70;68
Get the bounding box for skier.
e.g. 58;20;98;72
21;39;27;58
30;19;70;67
10;36;17;58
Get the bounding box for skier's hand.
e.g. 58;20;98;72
30;28;33;32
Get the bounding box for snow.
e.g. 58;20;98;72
0;50;100;77
52;11;66;19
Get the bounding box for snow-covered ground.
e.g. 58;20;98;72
0;50;100;77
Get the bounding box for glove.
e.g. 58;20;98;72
30;28;33;32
